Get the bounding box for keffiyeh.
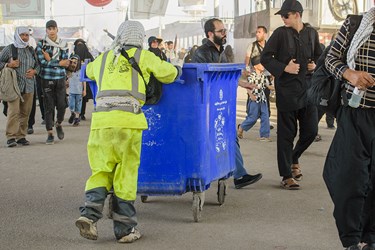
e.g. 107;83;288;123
13;26;29;49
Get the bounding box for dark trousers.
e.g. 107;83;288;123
317;107;335;128
264;87;271;117
81;83;92;117
277;105;318;177
28;88;36;128
41;78;66;131
323;106;375;247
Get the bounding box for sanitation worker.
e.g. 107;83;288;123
75;20;181;243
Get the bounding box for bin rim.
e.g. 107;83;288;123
183;63;245;72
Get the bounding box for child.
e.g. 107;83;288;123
67;54;86;126
238;56;273;141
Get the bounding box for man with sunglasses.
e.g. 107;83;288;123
261;0;322;190
191;18;263;189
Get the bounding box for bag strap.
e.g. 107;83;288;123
11;44;18;60
121;48;147;89
255;42;263;54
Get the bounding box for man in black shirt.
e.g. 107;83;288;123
192;18;262;189
261;0;322;189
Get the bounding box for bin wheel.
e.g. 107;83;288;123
217;179;227;205
141;196;148;203
106;193;113;219
192;192;205;222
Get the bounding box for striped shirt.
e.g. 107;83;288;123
325;18;375;108
0;45;39;94
36;40;69;80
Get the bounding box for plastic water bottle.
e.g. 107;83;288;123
348;87;364;108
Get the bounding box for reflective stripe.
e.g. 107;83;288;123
95;105;141;113
84;200;104;212
98;51;109;91
112;211;137;225
97;90;145;100
95;49;146;114
131;49;142;99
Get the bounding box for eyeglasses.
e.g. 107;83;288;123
214;29;227;35
281;13;291;19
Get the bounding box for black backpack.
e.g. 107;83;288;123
121;48;163;105
307;14;363;116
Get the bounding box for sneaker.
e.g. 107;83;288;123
27;127;34;134
73;117;80;127
68;113;75;124
280;178;300;190
80;115;86;121
16;138;30;146
46;134;54;145
118;228;141;243
55;123;64;140
234;173;263;189
345;245;361;250
259;137;272;142
75;216;98;240
6;138;17;147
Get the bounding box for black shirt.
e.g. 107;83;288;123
261;25;322;112
191;40;227;63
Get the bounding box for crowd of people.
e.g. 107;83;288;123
0;0;374;249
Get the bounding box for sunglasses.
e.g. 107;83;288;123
281;13;291;19
214;29;227;35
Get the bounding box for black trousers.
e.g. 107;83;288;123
277;105;318;177
28;88;36;128
81;83;92;117
41;78;66;131
323;106;375;247
317;106;335;128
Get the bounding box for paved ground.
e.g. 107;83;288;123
0;87;342;250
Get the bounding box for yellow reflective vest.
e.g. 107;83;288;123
86;48;178;130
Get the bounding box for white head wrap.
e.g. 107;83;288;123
110;20;145;58
14;26;29;49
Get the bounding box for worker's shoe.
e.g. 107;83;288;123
75;216;98;240
118;228;141;243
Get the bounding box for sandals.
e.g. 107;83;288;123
280;178;300;190
237;124;244;139
292;164;303;181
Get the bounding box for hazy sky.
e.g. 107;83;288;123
41;0;233;49
49;0;232;33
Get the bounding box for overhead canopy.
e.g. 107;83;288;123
1;0;45;20
130;0;168;19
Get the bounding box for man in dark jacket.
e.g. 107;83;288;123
261;0;322;189
191;18;262;189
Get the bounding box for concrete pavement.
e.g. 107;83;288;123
0;87;342;250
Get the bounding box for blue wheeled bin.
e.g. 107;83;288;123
139;63;244;222
81;62;244;221
80;63;97;107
